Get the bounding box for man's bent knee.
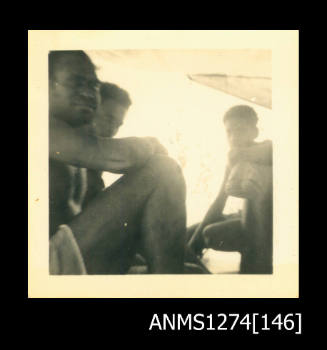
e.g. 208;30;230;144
146;154;182;175
143;155;186;193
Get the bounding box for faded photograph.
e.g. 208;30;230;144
49;49;273;275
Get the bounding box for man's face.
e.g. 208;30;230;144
92;98;128;138
49;54;100;127
225;118;257;148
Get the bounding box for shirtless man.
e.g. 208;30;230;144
187;105;272;273
49;51;186;274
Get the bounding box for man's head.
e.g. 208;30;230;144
92;82;132;138
223;105;259;148
49;50;100;127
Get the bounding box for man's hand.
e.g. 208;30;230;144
113;137;168;170
228;141;273;167
227;148;246;168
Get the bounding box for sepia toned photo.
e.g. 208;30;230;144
28;31;298;297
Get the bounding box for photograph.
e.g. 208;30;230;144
28;30;298;298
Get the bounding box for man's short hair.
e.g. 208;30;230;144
223;105;258;125
49;50;96;80
100;82;132;108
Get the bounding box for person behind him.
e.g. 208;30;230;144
187;105;272;272
49;51;187;275
83;83;206;273
82;82;132;208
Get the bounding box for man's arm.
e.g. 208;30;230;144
49;118;161;173
229;140;273;167
187;166;230;251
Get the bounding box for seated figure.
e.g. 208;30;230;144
187;105;273;274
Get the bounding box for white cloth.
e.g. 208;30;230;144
49;224;87;275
